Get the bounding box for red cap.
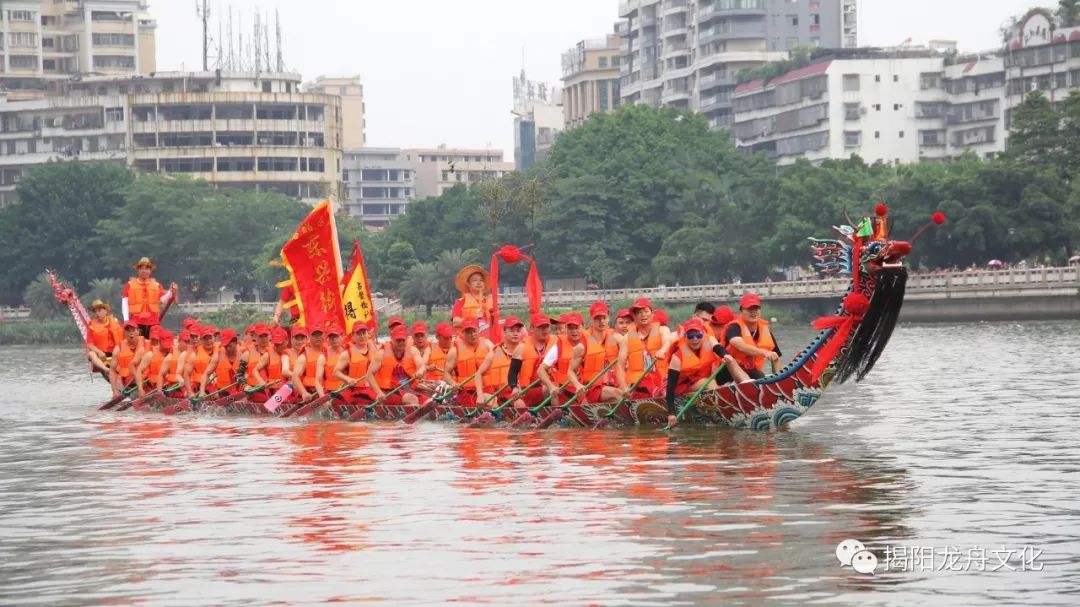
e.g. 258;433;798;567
326;325;343;336
711;306;735;325
435;322;453;338
630;297;652;311
270;327;289;344
461;317;479;331
158;328;173;340
352;322;370;334
412;322;429;335
560;312;584;327
683;318;706;334
182;317;198;329
616;308;632;320
160;335;174;349
219;328;238;345
254;323;271;336
589;301;609;318
179;330;191;342
529;312;551;327
149;325;162;339
390;325;409;340
653;309;669;326
309;325;325;335
291;325;309;337
123;319;139;330
502;316;525;329
740;293;762;309
200;326;216;338
387;316;405;329
244;324;256;334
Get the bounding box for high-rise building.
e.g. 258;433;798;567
617;0;853;131
1;0;156;85
731;48;1007;166
343;148;414;228
561;33;623;128
306;75;365;148
407;147;515;199
511;70;563;170
1002;8;1080;124
0;71;343;206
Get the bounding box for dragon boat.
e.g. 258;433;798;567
64;208;932;430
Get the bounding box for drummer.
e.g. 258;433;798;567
450;264;494;336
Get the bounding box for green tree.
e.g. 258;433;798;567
0;162;133;300
1006;91;1063;173
381;241;418;293
23;272;68;319
398;262;445;317
1058;0;1080;27
81;278;123;314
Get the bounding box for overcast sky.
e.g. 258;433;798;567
153;0;1044;161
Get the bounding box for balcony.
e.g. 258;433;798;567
699;26;766;46
663;0;689;18
662;87;692;104
699;94;731;113
698;1;766;24
698;70;733;89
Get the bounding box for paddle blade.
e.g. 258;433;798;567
346;406;370;422
264;384;294;413
402;397;439;425
535;408;565;429
97;393;125;410
465;411;496;428
289;394;330;418
509;411;536;428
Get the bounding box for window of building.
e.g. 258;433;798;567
10;56;38;69
255;104;297;120
161;158;213;172
105;107;124;122
599;56;608;68
899;130;904;138
919;130;944;146
92;55;136;69
43;59;57;70
42;37;55;49
160;132;212;147
874;131;880;139
160;105;212;120
787;14;798;26
842;74;859;91
873;103;881;111
844;131;861;147
256;131;298;146
599;81;609;110
875;75;881;82
256;157;296;172
133;133;156;148
8;33;39;48
893;74;899;82
134;159;158;172
844;103;860;120
894;103;901;110
262;81;272;93
8;10;34;21
612;55;621;66
813;13;820;25
919;72;942;90
92;33;135;46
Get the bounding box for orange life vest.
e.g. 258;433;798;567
588;329;619;366
375;344;418;391
163;352;180;386
213;351;240;390
626;323;666;384
482;344;514;392
190;345;214;385
553;336;605;385
324;348;344;391
117;339;139;381
453;339;489;385
87;317;122;353
521;335;555;387
348;344;372;379
728;318;776;372
427;343;450;380
146;349;165;387
457;293;492;333
301;345;323;389
266;349;284;382
126;277;163;324
672;338;718;385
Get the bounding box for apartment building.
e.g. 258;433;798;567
0;71;342;206
306;75;365;148
1003;8;1080;118
407;147;515;199
731;48;1009;166
1;0;156;84
512;70;563;170
561;33;622;128
342;147;413;228
617;0;852;132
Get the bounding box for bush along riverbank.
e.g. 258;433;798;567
0;319;85;345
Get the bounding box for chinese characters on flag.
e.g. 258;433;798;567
278;201;346;332
341;238;376;333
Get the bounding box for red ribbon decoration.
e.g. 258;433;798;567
809;291;870;384
488;244;544;343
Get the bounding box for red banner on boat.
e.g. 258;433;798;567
340;237;376;333
277;201;346;332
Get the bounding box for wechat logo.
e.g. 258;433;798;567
836;539;878;575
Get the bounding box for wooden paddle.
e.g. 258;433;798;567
591;357;657;429
131;383;184;410
535;358;620;429
461;382;511;418
464;379;539;428
509;380;572;427
401;369;486;425
287;377;366;418
663;361;728;431
345;374;423;422
98;382;136;410
163;380;238;415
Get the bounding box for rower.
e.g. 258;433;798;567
154;331;182;396
709;306;735;342
249;327;291;404
133;325;163;396
370;324;426;406
293;326;327;401
519;313;556;407
210;329;243;395
664;318;750;428
110;320;145;398
693;302;715;323
444;317;491;407
85;299;122;377
245;324;272;389
382;316;406;346
587;301;629;394
315;325;346;398
624;298;672;397
122;257;178;339
613;308;632;336
411;322;433;377
333;322;378;406
538;312;623;404
451;264;494;336
474;316;527;410
725;293;782;380
425;322;454;381
191;326;218;397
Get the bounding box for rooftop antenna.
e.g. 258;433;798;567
226;5;234;70
264;15;271;71
196;0;210;71
253;9;262;74
275;9;284;72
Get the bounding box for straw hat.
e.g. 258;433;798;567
90;299;110;312
454;264;490;295
132;257;157;270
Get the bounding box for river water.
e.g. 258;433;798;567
1;322;1078;606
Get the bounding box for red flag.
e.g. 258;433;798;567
488;252;503;344
278;201;346;332
525;261;543;315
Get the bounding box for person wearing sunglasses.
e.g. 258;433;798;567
665;318;751;428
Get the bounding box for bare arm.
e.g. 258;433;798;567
314;354;327;397
566;343;587;391
615;334;628;391
409;347;426;379
334;349;354;385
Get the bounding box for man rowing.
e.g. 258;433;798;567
538;312;624;405
624;298;672;397
474;316;527;410
664;317;750;428
153;330;183;397
444;317;491;407
206;329;243;397
370;323;426;406
244;324;272;390
122;257;178;339
411;322;434;378
86;299;122;378
333;322;378;406
425;322;454;381
587;301;629;394
725;293;782;380
110;320;144;398
613;308;632;336
133;326;163;396
451;264;494;336
248;327;291;405
292;326;327;401
519;313;556;407
314;325;346;398
189;326;217;397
